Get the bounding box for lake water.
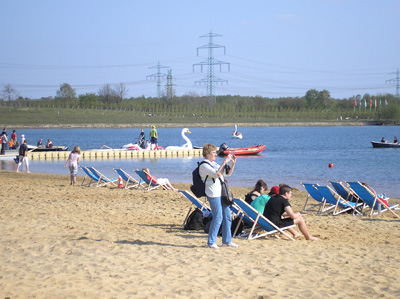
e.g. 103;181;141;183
1;125;399;198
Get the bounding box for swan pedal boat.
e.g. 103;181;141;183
219;144;266;156
371;141;400;148
165;128;192;150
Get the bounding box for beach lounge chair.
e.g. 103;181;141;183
113;168;144;189
301;183;335;215
86;166;118;187
328;181;356;202
134;169;165;191
232;197;295;241
345;181;399;218
313;185;363;216
81;166;100;187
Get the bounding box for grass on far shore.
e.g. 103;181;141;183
0;106;363;128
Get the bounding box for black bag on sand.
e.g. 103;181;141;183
220;179;234;206
184;208;205;230
203;216;243;236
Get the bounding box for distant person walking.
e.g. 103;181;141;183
16;140;30;173
64;146;81;186
1;128;8;155
149;125;158;150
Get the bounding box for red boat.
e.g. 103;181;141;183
220;144;266;156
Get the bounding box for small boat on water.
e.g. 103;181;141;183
231;124;243;139
218;144;266;156
28;145;68;152
371;141;400;148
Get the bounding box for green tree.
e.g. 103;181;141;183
55;83;76;101
305;89;319;108
317;89;331;109
98;84;121;105
79;93;99;107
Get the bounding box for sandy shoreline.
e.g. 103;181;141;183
1;171;400;298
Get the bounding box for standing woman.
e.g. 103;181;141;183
199;143;238;249
64;146;81;186
138;128;146;149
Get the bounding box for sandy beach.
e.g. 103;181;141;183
1;171;400;298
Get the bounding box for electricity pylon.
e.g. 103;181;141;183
146;61;169;98
193;30;230;104
386;68;400;97
165;69;175;100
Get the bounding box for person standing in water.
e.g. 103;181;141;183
149;125;158;150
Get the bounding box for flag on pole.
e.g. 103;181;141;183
375;99;377;108
385;99;388;106
370;99;372;107
365;99;367;107
354;99;357;107
359;99;362;107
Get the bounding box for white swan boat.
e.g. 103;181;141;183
165;128;193;150
232;124;243;139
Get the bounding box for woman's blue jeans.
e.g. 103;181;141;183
207;196;232;245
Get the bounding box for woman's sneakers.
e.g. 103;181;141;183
221;242;239;248
208;243;219;249
208;242;239;249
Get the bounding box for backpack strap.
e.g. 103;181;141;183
198;161;215;183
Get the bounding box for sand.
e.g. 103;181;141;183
1;171;400;298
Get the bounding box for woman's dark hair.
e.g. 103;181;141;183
254;180;267;193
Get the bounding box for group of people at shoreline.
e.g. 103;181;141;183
199;143;319;249
0;127;59;173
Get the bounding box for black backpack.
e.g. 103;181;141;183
184;208;205;230
190;161;214;198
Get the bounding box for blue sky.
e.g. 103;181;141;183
1;0;399;100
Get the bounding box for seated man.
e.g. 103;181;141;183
263;184;319;241
142;168;177;191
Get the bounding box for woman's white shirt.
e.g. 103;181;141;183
199;159;230;198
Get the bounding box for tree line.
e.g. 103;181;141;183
1;83;399;122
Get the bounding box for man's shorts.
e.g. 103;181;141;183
150;137;158;144
276;217;294;228
18;155;29;166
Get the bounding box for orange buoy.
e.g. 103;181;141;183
328;163;334;168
